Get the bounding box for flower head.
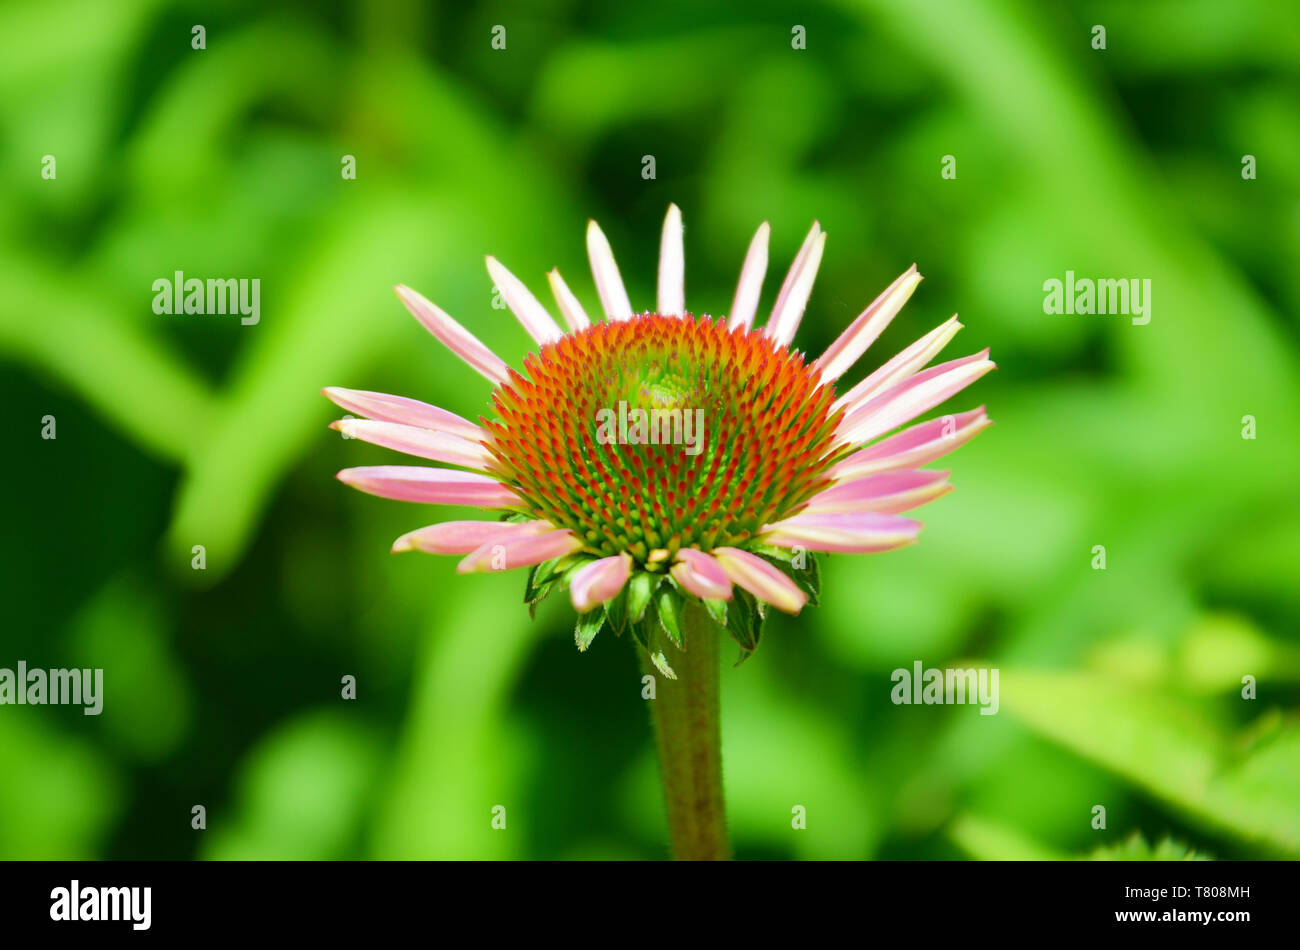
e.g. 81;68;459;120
326;206;993;670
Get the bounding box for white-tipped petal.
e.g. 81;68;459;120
760;511;922;554
670;548;733;601
337;466;520;507
586;219;634;320
837;350;996;447
657;203;685;316
331;419;492;469
830;408;992;481
322;387;484;442
713;547;807;614
486;256;564;346
834;315;963;415
457;528;584;574
392;518;552;554
815;265;922;383
728;222;770;331
570;552;634;615
765;224;826;347
393;285;511;385
547;268;590;331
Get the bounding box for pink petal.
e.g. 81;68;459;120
486;256;564;345
394;285;511;385
331;419;492;469
728;222;770;331
837;349;995;447
830;408;991;481
670;548;733;601
765;222;825;347
814;265;922;383
570;552;633;613
547;268;590;331
586;219;634;320
392;519;553;554
761;511;922;553
322;387;484;442
712;547;807;614
834;315;963;414
657;203;685;316
801;469;951;515
337;466;519;507
457;528;584;573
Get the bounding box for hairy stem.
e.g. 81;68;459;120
641;603;729;860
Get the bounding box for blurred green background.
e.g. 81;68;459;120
2;0;1298;860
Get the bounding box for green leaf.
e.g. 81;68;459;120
625;572;659;624
574;611;605;652
1002;668;1300;853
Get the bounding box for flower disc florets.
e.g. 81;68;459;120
482;312;843;568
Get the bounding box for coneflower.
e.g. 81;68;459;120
325;205;993;859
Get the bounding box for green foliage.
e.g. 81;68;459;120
1086;833;1210;862
2;0;1297;860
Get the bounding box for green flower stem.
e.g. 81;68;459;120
641;603;730;860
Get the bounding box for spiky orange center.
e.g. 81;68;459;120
482;314;843;566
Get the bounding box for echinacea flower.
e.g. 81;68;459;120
325;205;993;674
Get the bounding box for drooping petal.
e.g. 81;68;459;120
570;552;633;612
393;285;511;385
657;203;685;317
814;265;922;383
322;387;484;442
834;315;963;414
586;219;634;320
547;268;590;331
457;528;584;573
337;466;519;507
392;518;553;554
728;221;770;331
712;547;807;614
670;548;733;601
330;419;492;469
830;408;991;481
837;349;996;447
801;469;951;515
765;222;825;347
761;511;921;553
486;256;564;345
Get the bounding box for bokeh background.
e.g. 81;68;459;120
2;0;1298;860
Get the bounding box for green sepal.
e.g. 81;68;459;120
524;553;585;618
625;571;660;624
648;649;677;680
703;597;728;627
574;610;605;652
604;586;629;636
655;585;685;649
502;512;534;523
725;588;764;665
